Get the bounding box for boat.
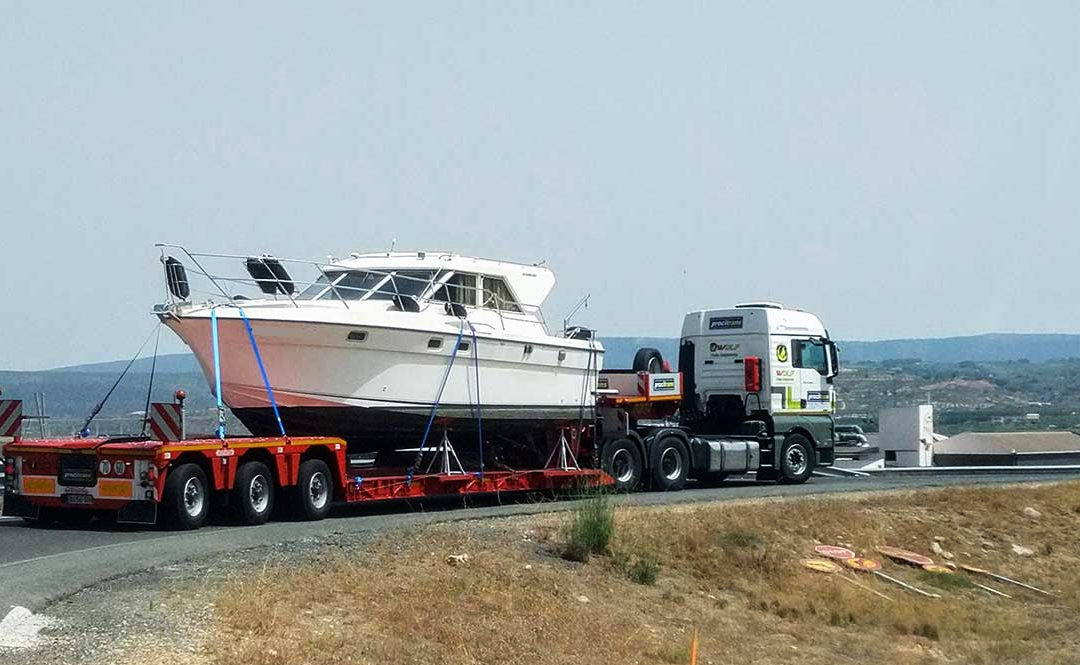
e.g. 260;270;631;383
153;246;603;466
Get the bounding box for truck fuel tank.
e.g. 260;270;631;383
691;437;761;473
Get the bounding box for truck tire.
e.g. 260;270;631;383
601;438;642;492
233;460;275;526
293;459;332;521
650;437;689;491
163;463;210;530
779;434;814;485
632;348;664;373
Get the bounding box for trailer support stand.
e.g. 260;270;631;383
425;429;465;476
545;429;580;471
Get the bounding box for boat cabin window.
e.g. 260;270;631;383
325;271;389;300
480;276;521;312
298;273;333;300
431;272;477;307
373;270;437;299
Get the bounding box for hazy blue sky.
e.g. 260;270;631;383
2;3;1079;370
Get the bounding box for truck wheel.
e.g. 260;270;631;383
233;461;275;525
293;459;332;521
632;348;664;373
779;434;814;485
163;463;210;530
650;437;689;491
601;438;642;492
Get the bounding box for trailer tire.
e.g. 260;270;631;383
779;434;814;485
632;348;664;373
601;438;642;492
233;461;275;526
163;463;210;530
293;459;333;521
650;437;689;491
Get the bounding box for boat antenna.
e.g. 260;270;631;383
388;237;397;255
563;293;590;333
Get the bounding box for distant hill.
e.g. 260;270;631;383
3;332;1080;438
27;332;1080;376
837;333;1080;364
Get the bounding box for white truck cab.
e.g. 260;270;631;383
677;303;839;479
680;303;838;417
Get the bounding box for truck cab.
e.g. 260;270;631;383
678;303;838;478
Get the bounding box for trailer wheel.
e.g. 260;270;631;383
601;438;642;492
779;434;814;485
233;461;275;526
163;463;210;530
650;437;689;491
293;459;333;521
632;348;664;373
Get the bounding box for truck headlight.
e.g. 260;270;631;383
99;460;111;476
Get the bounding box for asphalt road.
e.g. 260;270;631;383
3;470;1079;614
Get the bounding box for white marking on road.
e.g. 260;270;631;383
0;534;188;570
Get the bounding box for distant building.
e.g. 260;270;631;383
934;431;1080;466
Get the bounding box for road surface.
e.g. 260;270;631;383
2;470;1078;613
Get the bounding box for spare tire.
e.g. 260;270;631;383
633;347;664;373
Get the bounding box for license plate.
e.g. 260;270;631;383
62;493;94;505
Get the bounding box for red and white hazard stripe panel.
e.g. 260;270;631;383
0;400;22;437
147;399;181;442
149;402;182;442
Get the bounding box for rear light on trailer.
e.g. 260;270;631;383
4;457;16;493
744;356;762;393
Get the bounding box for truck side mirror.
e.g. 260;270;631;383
826;342;839;378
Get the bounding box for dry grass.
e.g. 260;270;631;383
203;481;1080;665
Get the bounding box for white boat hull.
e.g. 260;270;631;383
163;310;603;454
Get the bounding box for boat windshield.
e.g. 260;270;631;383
299;269;437;302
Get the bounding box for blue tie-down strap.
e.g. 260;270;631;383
210;307;226;440
237;306;287;438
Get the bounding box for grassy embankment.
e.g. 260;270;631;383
205;482;1080;665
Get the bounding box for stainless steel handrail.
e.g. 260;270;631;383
154;243;549;328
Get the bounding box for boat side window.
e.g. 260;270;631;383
320;271;388;301
431;272;477;306
480;276;521;312
792;338;828;375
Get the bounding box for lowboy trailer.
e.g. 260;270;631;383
2;303;837;529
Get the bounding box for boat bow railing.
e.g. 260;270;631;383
154;244;550;329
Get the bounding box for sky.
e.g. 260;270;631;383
2;3;1079;370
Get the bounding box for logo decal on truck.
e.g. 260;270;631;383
652;377;676;391
709;316;743;330
776;344;788;362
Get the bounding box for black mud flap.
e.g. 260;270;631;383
2;493;41;519
116;500;158;525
